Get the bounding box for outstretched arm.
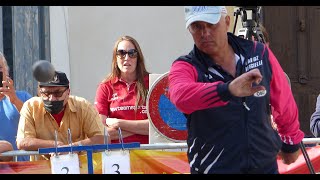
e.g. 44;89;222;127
228;68;265;97
169;61;265;114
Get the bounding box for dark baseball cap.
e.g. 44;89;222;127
39;71;69;87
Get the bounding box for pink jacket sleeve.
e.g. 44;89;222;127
268;47;304;145
168;61;229;114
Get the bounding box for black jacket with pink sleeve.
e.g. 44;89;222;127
168;32;304;174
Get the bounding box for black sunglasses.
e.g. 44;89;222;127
40;88;68;99
116;49;138;59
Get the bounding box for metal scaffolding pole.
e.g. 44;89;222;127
0;137;318;158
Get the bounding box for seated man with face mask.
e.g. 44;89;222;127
16;71;106;161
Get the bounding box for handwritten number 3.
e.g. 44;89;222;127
112;164;120;174
61;167;69;174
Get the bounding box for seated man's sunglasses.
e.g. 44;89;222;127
40;88;68;99
116;49;138;59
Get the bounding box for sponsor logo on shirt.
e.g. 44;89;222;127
111;93;118;101
245;55;263;72
110;105;147;114
254;89;267;97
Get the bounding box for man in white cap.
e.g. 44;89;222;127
168;6;304;174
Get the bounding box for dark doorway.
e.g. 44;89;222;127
0;6;51;96
263;6;320;137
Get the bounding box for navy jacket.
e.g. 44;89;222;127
168;33;304;174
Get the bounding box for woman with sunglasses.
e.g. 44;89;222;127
95;35;150;144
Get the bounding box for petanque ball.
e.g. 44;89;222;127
32;60;55;82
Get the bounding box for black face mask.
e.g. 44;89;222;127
43;100;64;114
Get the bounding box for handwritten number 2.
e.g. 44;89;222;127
61;167;69;174
112;164;120;174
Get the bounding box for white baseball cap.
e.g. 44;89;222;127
185;6;228;28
